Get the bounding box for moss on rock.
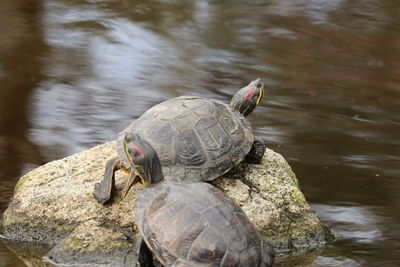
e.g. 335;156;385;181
2;141;328;265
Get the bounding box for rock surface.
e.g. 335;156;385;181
1;141;328;266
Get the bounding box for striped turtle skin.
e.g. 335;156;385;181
119;95;254;183
93;79;265;204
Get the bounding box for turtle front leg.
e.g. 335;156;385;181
245;139;265;164
122;171;141;199
93;157;123;204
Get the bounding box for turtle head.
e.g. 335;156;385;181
123;133;164;186
230;79;264;117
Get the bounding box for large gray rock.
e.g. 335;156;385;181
1;141;328;266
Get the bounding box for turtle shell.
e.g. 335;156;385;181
117;96;253;182
135;181;273;266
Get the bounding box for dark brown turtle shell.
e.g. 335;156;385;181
118;96;253;182
135;181;274;266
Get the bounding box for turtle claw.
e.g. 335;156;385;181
92;157;121;204
94;182;101;191
93;182;110;204
122;173;140;199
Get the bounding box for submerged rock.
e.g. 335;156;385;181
1;141;328;266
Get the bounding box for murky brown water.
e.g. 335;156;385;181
1;0;399;266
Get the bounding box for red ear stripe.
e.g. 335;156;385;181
131;144;144;158
244;88;256;99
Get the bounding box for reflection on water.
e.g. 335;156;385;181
313;204;400;266
312;256;361;267
313;204;383;244
0;0;47;185
1;0;400;266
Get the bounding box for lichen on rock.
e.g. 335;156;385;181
1;141;329;266
212;148;327;252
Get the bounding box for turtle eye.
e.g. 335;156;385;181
131;144;144;158
256;82;262;89
244;88;256;99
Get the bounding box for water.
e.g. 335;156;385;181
1;0;399;265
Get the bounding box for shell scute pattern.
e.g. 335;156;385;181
239;115;252;131
187;226;226;265
119;96;253;182
200;166;218;182
136;182;265;266
182;97;217;118
142;223;164;259
145;120;176;145
222;225;248;251
229;146;246;166
170;111;198;133
175;129;207;166
202;205;234;231
194;116;232;160
146;191;169;217
216;109;244;146
152;98;190;121
169;214;208;259
152;143;175;166
215;157;234;176
234;212;260;243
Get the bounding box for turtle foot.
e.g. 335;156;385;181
93;182;110;204
245;140;265;164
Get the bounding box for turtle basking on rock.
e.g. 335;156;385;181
93;79;266;204
126;133;275;266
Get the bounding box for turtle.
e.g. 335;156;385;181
126;133;275;266
93;79;266;204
